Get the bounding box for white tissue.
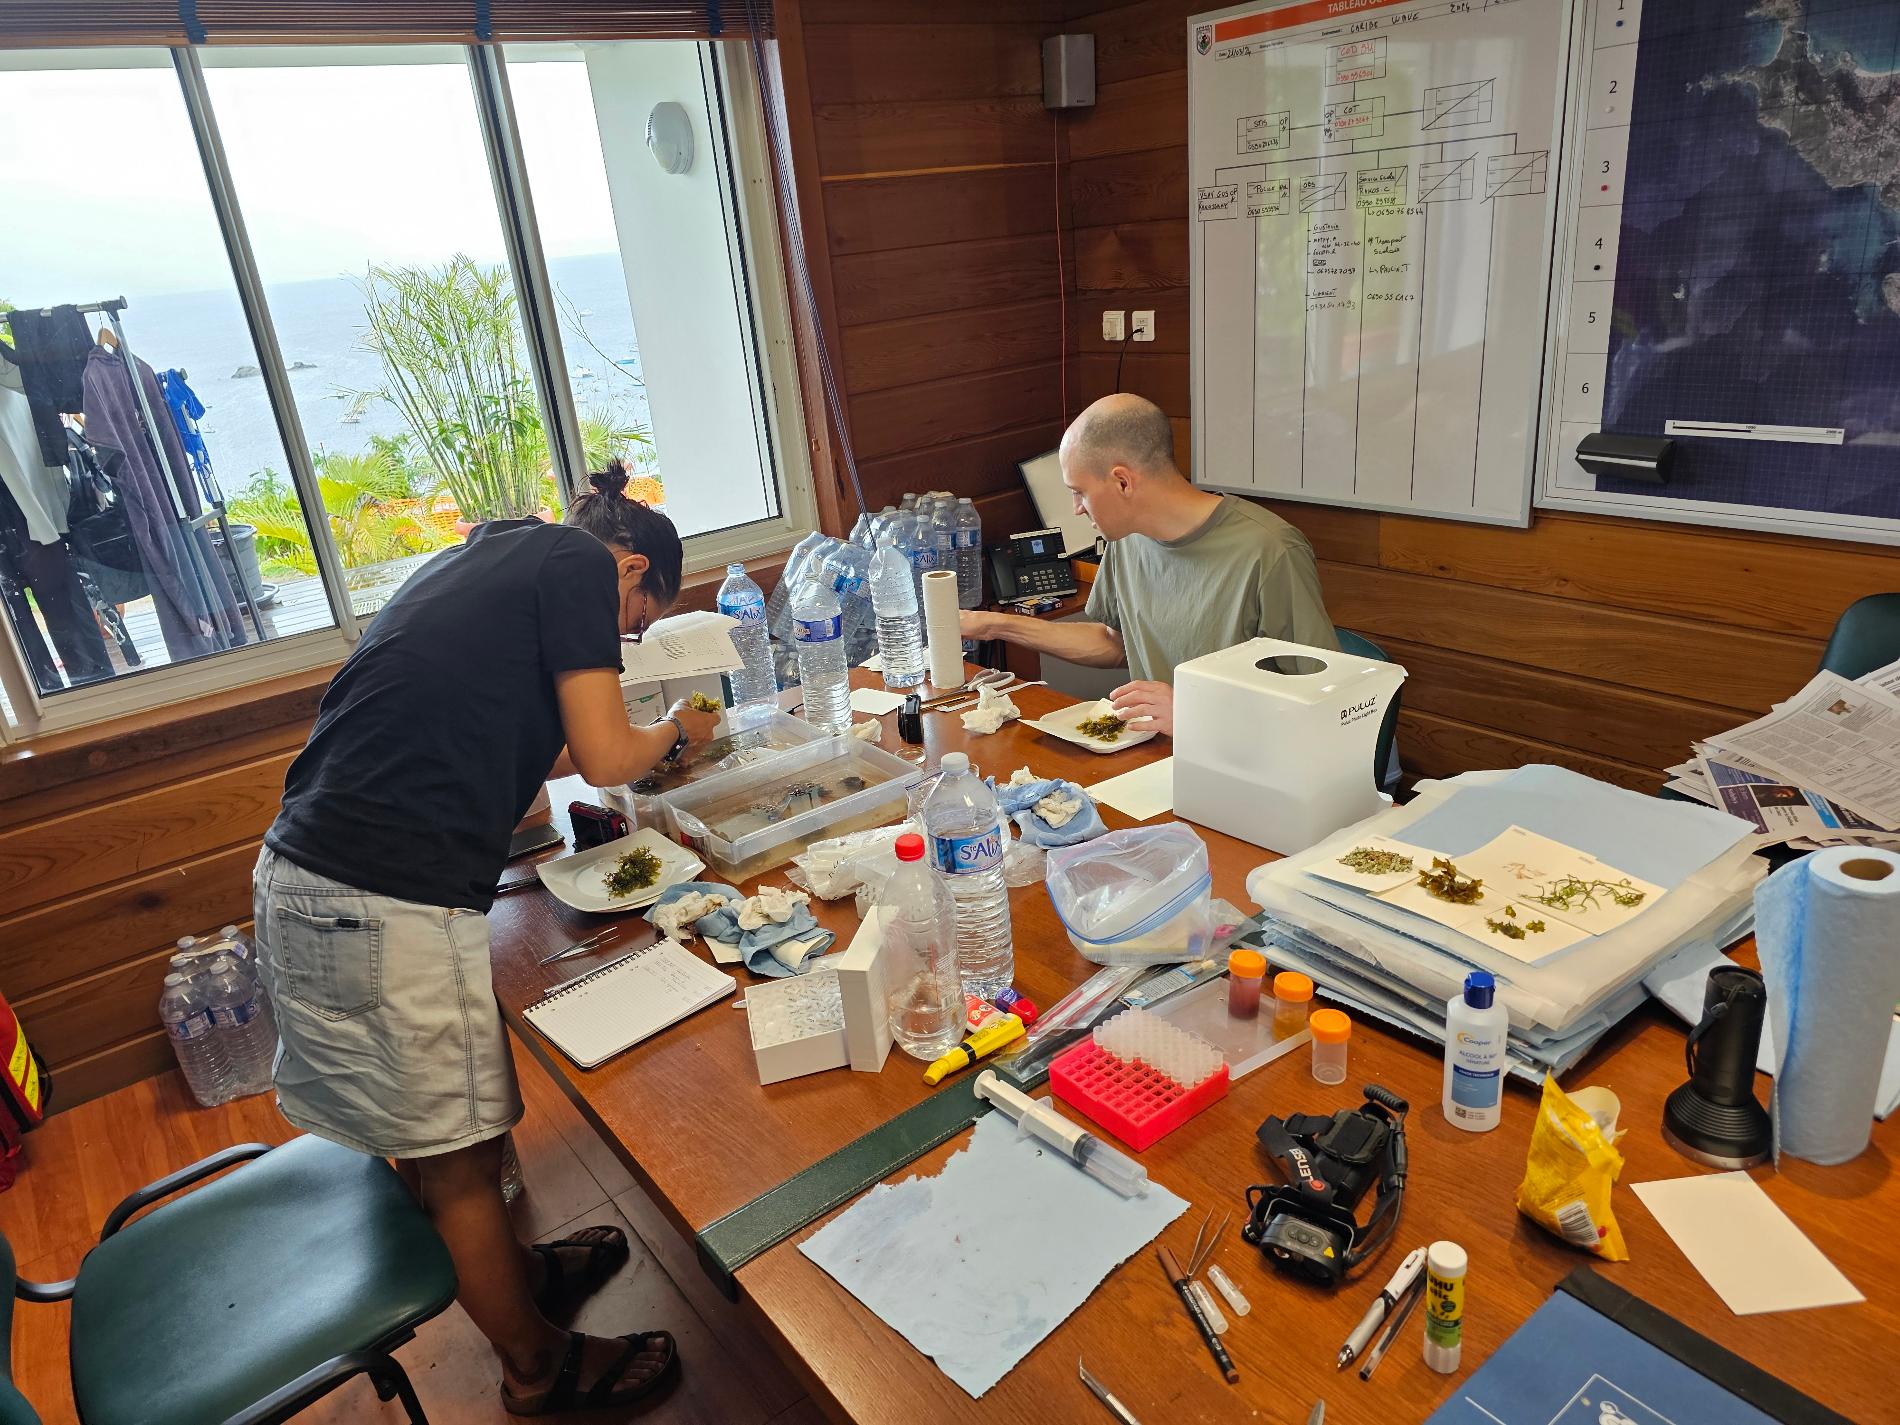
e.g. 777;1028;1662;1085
1008;768;1037;786
1034;789;1083;828
960;684;1020;735
850;720;883;742
737;884;812;931
653;891;727;943
769;935;827;973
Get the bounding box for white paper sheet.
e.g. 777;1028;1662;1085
848;687;909;716
1085;757;1174;821
617;609;743;682
1630;1172;1863;1315
1306;833;1433;895
799;1112;1187;1397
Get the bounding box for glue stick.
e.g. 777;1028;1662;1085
1423;1240;1467;1374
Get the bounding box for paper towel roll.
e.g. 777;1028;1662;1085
1757;846;1900;1165
923;569;964;690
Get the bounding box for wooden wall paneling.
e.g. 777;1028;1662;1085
1259;500;1383;568
0;752;294;915
1378;511;1900;642
842;300;1063;393
850;363;1063;461
1067;351;1190;417
1069;286;1189;353
1064;69;1188;161
1374;637;1755;775
764;0;851;537
1067;146;1188;229
856;423;1065;512
801;22;1048;104
15;945;189;1068
803;0;1064;23
1319;562;1823;712
832;232;1060;324
974;488;1040;541
0;843;259;1003
40;1030;175;1113
813;96;1055;177
1072;0;1196;86
822;167;1058;255
1071;218;1189;290
1399;708;1660;793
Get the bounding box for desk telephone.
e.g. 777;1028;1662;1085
987;528;1079;603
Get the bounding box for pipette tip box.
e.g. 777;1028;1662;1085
1047;1038;1229;1151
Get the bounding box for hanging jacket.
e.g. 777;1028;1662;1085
4;306;93;467
158;368;214;483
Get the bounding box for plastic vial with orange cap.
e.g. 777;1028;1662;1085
1273;971;1314;1039
1309;1008;1352;1084
1227;949;1267;1018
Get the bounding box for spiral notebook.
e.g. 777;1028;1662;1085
525;940;735;1069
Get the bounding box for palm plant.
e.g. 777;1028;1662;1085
230;455;449;583
347;257;546;523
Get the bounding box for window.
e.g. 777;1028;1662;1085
0;49;332;724
504;42;787;542
0;39;811;742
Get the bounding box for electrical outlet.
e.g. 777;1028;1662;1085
1132;310;1155;342
1102;310;1126;342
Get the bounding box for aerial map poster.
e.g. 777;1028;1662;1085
1543;0;1900;541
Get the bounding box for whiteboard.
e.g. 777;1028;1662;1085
1535;0;1900;546
1186;0;1571;524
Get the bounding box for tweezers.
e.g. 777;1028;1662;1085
538;927;616;965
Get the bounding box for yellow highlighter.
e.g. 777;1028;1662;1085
922;1014;1025;1085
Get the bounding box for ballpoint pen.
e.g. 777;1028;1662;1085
1358;1276;1426;1381
1337;1245;1427;1369
1079;1357;1143;1425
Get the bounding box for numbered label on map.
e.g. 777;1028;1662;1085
1573;205;1623;281
1581;126;1630;206
1595;0;1645;50
1590;43;1638;126
1563;354;1609;424
1568;281;1615;354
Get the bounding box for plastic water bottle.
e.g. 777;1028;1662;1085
717;563;778;710
922;752;1014;998
848;510;873;548
926;503;956;590
899;511;935;606
792;578;852;733
953;498;984;609
160;971;232;1108
869;536;925;689
766;530;831;642
881;832;963;1058
822;542;877;668
899;493;918;511
204;952;276;1098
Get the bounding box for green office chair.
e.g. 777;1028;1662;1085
9;1134;456;1425
1819;593;1900;681
1334;627;1404;797
0;1231;40;1425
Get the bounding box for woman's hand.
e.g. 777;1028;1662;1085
664;699;721;750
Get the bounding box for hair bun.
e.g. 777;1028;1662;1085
588;461;630;498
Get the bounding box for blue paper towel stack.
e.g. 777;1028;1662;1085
1756;847;1900;1165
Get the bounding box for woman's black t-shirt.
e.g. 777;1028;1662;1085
266;520;622;910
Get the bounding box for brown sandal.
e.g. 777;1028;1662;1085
530;1225;631;1317
502;1329;680;1415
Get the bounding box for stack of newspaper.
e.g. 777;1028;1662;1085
1664;658;1900;852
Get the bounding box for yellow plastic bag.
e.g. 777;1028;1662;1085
1515;1076;1630;1261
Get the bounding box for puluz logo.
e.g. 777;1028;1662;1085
1195;24;1212;54
1339;696;1380;722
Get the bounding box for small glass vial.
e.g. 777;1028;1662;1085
1273;971;1314;1040
1309;1008;1352;1085
1226;949;1267;1018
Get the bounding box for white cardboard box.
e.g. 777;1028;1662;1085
746;969;850;1086
833;910;895;1073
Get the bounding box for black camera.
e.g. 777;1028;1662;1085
1241;1085;1408;1286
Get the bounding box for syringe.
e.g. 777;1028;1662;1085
973;1071;1149;1198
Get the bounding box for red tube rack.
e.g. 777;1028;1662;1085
1047;1037;1230;1151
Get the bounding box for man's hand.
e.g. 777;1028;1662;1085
958;608;995;641
663;699;721;750
1110;680;1174;738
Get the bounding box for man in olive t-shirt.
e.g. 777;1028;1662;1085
960;393;1336;736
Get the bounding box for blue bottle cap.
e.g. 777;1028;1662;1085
1464;971;1496;1009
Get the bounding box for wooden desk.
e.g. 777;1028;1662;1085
488;675;1899;1424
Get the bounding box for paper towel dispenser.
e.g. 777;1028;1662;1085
1173;638;1406;855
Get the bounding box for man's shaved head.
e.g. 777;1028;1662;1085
1060;393;1176;479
